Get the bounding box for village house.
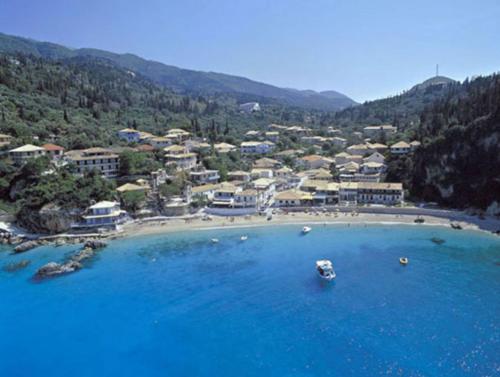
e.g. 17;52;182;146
346;144;371;156
165;128;191;142
285;126;311;136
214;142;237;154
117;128;142;143
209;184;242;209
80;201;127;228
240;141;275;155
116;182;149;195
274;190;311;207
189;169;220;185
390;141;411;155
150;169;168;190
253;157;282;169
227;171;251;182
274;166;293;179
298;155;334;170
338;182;404;204
299;180;339;205
357;182;404;204
164;145;188;155
234;189;262;210
361;161;386;175
9;144;47;165
245;130;260;139
149;136;173;149
252;178;276;204
366;142;388;153
363;124;397;138
363;152;385;164
42;143;64;160
265;131;279;143
0;133;13;147
410;140;421;151
239;102;261;113
138;131;155;143
251;168;273;179
165;152;197;170
192;183;220;202
66;148;120;177
185;140;211;153
339;182;359;203
332;137;347;148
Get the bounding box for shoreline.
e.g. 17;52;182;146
116;211;500;240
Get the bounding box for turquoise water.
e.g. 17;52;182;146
0;225;499;376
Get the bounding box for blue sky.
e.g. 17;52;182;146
1;0;499;102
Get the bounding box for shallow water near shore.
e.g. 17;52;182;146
0;224;499;376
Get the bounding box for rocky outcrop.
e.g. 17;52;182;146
34;240;106;280
84;240;107;250
17;204;77;234
35;261;82;279
3;260;30;272
14;240;40;253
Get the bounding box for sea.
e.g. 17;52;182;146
0;224;499;376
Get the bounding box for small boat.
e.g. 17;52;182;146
302;226;312;234
211;238;219;243
316;260;336;280
399;257;409;265
240;235;248;241
430;237;445;245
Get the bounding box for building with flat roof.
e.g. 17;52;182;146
9;144;46;165
66;148;120;177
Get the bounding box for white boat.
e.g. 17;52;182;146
316;260;336;280
302;226;312;234
211;238;219;243
240;235;248;241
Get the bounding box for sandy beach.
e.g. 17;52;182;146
118;210;500;239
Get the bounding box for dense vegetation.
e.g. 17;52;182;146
409;75;500;210
330;76;458;133
0;53;332;150
0;32;357;111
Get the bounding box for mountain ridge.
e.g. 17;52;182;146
0;32;357;111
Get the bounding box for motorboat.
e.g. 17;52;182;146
399;257;409;265
316;260;336;280
302;226;312;234
240;235;248;241
211;238;219;243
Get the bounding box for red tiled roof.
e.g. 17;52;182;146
42;143;64;151
137;144;155;152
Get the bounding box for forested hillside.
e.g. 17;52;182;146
0;32;357;111
0;53;319;149
410;74;500;211
330;76;458;133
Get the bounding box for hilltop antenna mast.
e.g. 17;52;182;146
436;64;439;77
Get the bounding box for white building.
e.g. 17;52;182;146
390;141;411;155
363;124;397;137
117;128;142;143
66;148;120;177
165;153;197;170
81;201;127;227
239;102;261;113
240;141;275;155
189;169;220;185
9;144;46;165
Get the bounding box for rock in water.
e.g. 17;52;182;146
84;240;107;250
3;260;31;272
71;247;95;263
35;261;82;279
14;241;40;253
